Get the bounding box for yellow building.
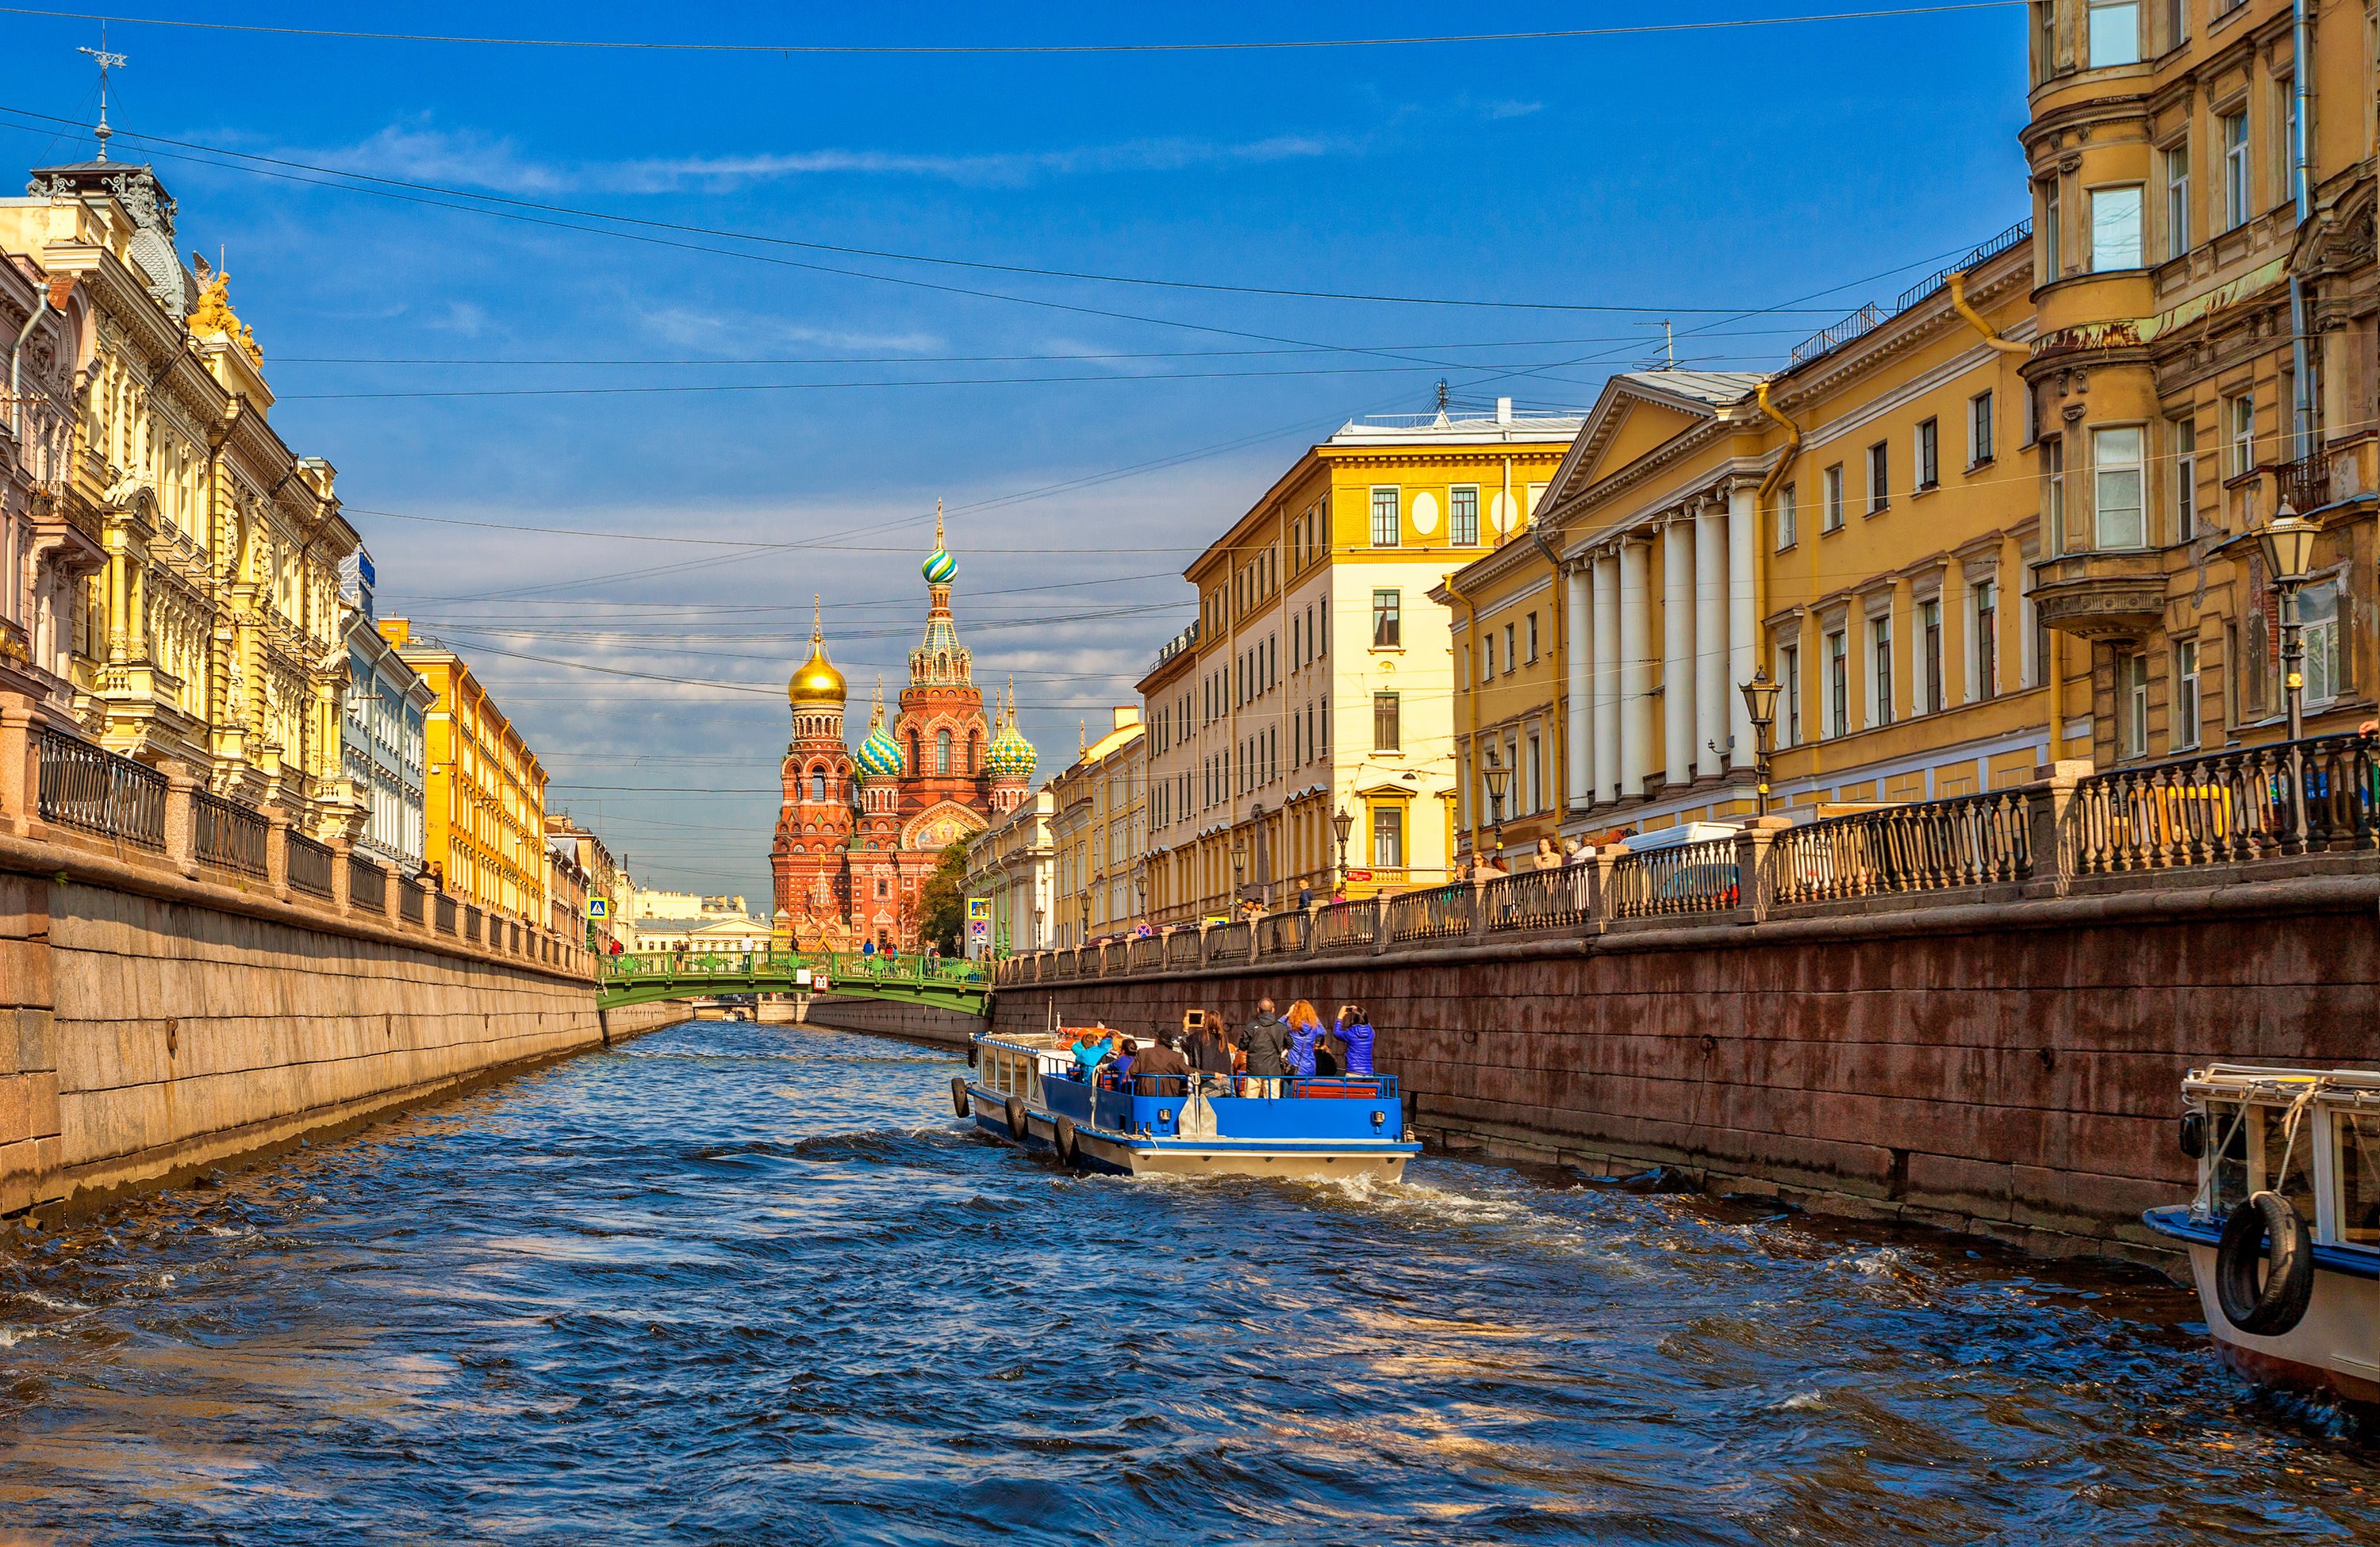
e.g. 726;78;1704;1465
380;620;548;923
1142;403;1583;917
1049;708;1146;946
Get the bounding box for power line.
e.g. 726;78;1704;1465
0;6;2024;56
271;334;1806;367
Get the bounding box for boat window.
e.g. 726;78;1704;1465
2260;1103;2318;1220
2336;1112;2380;1249
2206;1101;2251;1217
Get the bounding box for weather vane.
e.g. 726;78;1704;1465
77;25;127;162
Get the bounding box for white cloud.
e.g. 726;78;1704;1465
633;305;942;355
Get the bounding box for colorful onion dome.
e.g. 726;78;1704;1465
987;681;1035;780
921;497;958;584
788;597;847;705
855;681;904;778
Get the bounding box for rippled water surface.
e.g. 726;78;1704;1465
6;1019;2380;1544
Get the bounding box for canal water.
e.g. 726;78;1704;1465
4;1020;2378;1545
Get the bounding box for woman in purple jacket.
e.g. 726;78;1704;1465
1334;1005;1376;1076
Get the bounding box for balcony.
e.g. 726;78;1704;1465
2028;547;2168;642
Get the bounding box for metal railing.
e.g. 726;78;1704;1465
1386;883;1472;942
2067;731;2378;875
194;789;267;877
1314;900;1375;953
1607;839;1740;919
2278;450;2333;515
1165;927;1203;969
34;726;165;850
1130;934;1164;969
401;880;426;925
287;831;335;899
350;855;387;913
1206;921;1251;962
1262;908;1309;955
436;894;457;935
1482;865;1595;932
1767;788;2030;904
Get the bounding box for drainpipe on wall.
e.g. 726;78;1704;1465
2286;0;2313;460
1948;271;2032;355
6;274;69;443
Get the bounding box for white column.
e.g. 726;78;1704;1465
1617;538;1652;800
1693;499;1728;780
1564;561;1590;810
1660;518;1694;791
1591;551;1620;806
1727;481;1758;763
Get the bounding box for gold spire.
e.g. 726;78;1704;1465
788;594;846;705
935;497;944;551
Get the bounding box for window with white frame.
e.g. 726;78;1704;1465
2174;638;2202;748
1502;623;1516;674
2172;417;2198;539
1369;487;1400;547
2222;110;2250;229
2046;437;2068;553
1775;482;1798;550
1371;589;1400;648
1450;486;1480;546
2301;581;2340;704
1921;598;1944;714
1871;614;1895;727
1526;612;1540;663
1969;391;1994;466
1780;642;1802;747
1824;464;1845;531
2165;143;2191;258
2087;0;2140;64
2042;179;2063;279
2090;184;2144;269
1917;417;1940;489
2229;393;2255;477
2093;425;2147;548
1974;578;1999;700
1826;630;1848;738
2121;651;2150;758
1868;442;1890;512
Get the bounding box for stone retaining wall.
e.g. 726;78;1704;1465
801;996;981;1049
991;870;2378;1261
2;839;671;1219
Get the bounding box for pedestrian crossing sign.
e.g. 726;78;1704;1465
587;897;610;919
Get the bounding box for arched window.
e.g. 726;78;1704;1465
936;729;952;774
811;769;827;802
907;731;920;772
968;730;981;773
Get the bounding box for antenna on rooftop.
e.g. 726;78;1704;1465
77;25;127;162
1641;319;1676;370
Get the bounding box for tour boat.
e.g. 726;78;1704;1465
2144;1064;2380;1407
952;1028;1420;1180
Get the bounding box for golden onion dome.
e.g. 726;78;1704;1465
789;597;847;704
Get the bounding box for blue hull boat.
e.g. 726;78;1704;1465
954;1030;1420;1180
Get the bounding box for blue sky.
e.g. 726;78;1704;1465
0;3;2033;905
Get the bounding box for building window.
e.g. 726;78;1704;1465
2172;417;2198;539
2175;639;2202;748
1916;417;1940;489
936;728;952;774
2093;425;2147;548
1868;442;1890;512
1526;612;1540;663
1826;630;1849;738
1526;730;1543;813
1370;487;1400;547
811;770;827;801
1780;643;1802;747
1372;692;1400;752
1871;615;1895;727
1921;599;1944;714
1371;589;1400;647
2042;178;2063;279
2302;581;2341;704
1969;392;1994;467
2164;0;2189;48
1823;464;1845;532
1451;486;1479;546
2121;651;2150;758
1974;579;1999;700
1503;623;1516;674
2222;110;2250;230
2087;0;2139;63
1371;804;1404;869
2090;184;2144;270
2046;437;2067;553
2165;143;2191;258
1775;482;1798;550
2229;393;2255;477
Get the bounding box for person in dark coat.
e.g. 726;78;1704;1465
1183;1011;1234;1096
1242;1000;1292;1096
1129;1037;1191;1098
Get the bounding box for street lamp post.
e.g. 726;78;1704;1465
1738;667;1783;819
1231;828;1247;911
1482;748;1510;858
2259;505;2323;846
1330;804;1354;889
1134;872;1147;931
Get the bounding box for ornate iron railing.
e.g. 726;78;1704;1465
1130;934;1164;969
1314;900;1375;953
1165;927;1203;969
194;789;267;877
400;879;426;924
1766;789;2031;904
1205;921;1251;962
34;726;165;850
349;855;387;913
287;831;336;899
1607;839;1739;919
2066;731;2378;874
1262;908;1309;955
436;894;458;935
1482;865;1595;932
1386;883;1472;943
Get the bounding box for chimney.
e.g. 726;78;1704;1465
1496;397;1514;425
1113;705;1142;731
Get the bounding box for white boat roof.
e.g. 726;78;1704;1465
2185;1065;2380;1098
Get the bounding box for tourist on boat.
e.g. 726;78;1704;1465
1334;1006;1376;1075
1109;1038;1141;1088
1312;1035;1343;1077
1183;1012;1234;1095
1068;1029;1115;1083
1242;1000;1292;1096
1284;1000;1327;1079
1128;1035;1191;1097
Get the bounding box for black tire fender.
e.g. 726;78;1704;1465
2216;1190;2315;1337
1005;1095;1028;1144
950;1076;970;1119
1053;1115;1077;1168
2178;1110;2206;1159
966;1041;979;1069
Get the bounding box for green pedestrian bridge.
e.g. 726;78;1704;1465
596;950;994;1016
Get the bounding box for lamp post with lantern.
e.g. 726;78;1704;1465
1482;747;1511;860
1231;827;1247;912
1330;804;1354;889
2259;505;2322;845
1738;667;1783;819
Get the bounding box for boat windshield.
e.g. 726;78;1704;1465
2340;1112;2380;1249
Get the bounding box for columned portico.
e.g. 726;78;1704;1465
1660;518;1693;790
1692;498;1728;779
1591;550;1621;804
1617;537;1652;800
1726;481;1758;758
1564;561;1591;809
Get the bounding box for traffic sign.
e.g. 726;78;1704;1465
587;897;610;919
967;898;992;920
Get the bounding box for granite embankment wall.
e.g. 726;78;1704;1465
1;835;683;1218
800;996;981;1049
990;868;2378;1259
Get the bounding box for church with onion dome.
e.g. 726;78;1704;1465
770;511;1036;953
